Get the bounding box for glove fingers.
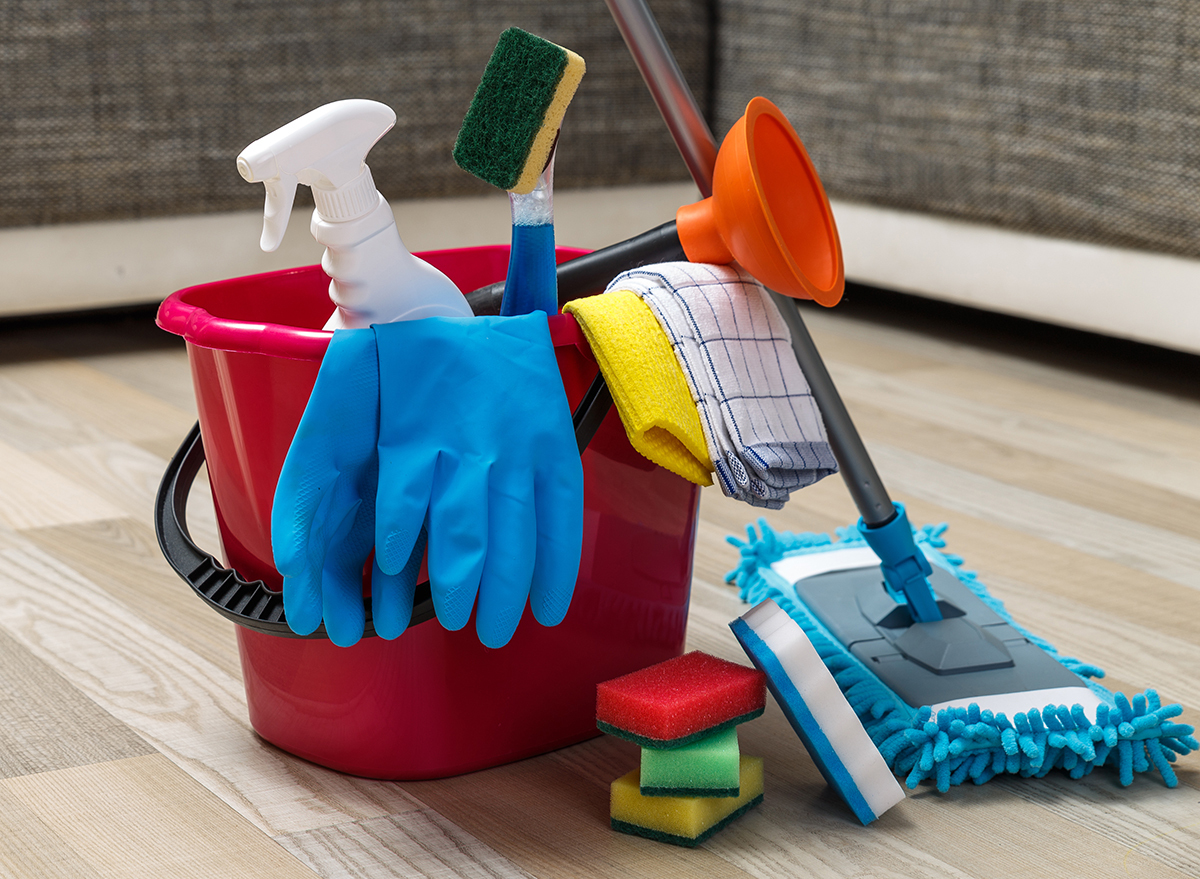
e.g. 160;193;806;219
272;328;379;579
370;527;426;640
374;455;436;576
278;483;366;639
280;480;361;638
426;454;487;632
475;474;538;649
272;459;336;578
320;516;370;647
529;457;585;628
282;569;324;637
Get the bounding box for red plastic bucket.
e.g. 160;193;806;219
156;246;700;779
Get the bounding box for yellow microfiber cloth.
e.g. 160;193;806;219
564;289;713;485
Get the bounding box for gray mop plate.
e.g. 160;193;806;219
790;564;1084;710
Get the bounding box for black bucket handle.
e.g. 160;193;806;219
154;372;613;639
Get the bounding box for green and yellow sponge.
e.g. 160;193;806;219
453;27;586;194
611;756;764;847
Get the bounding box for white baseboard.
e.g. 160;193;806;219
2;184;1197;357
0;183;698;320
831;200;1200;356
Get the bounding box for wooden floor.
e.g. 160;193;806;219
0;287;1198;878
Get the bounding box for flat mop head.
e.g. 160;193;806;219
454;27;586;194
727;519;1198;792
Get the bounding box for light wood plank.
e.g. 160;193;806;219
0;754;316;878
800;304;1200;429
994;772;1200;875
978;569;1200;712
73;346;199;414
827;359;1200;502
0;438;126;530
0;784;105;878
277;811;538;879
0;359;196;448
0;542;426;837
0;623;153;779
21;518;244;681
843;398;1200;540
801;308;1200;440
902;362;1200;456
864;442;1200;591
31;441;175;522
0;374;114;452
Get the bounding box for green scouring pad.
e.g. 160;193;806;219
640;727;742;798
453;27;586;194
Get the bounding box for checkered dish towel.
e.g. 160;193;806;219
607;262;838;509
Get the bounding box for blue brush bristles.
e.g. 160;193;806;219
726;519;1198;792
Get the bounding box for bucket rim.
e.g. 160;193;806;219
156;245;590;361
158;265;331;361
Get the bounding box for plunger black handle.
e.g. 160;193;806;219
766;290;895;526
465;221;687;314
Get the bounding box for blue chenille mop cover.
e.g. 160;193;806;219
727;519;1198;791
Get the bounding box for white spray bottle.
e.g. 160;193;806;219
237;99;473;328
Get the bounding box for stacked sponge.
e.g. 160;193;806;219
597;651;767;847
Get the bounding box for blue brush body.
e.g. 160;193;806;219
501;222;557;316
726;519;1199;791
730;614;899;823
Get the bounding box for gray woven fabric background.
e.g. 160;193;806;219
0;1;709;227
716;0;1200;260
4;0;1199;262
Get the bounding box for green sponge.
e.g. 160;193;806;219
640;727;742;798
453;27;586;194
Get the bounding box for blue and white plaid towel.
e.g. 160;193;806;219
607;262;838;509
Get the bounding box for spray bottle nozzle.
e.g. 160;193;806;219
236;99;396;252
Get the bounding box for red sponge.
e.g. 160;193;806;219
596;652;767;748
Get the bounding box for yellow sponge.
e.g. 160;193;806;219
610;755;763;847
564;289;713;485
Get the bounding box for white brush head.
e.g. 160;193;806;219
732;598;906;824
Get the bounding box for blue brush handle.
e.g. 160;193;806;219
500;222;558;315
501;151;558;316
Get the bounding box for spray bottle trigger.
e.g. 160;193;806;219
258;173;299;253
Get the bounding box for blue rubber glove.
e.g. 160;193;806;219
373;314;584;649
271;329;423;646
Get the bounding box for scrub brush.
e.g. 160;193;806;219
454;27;586;316
731;598;905;824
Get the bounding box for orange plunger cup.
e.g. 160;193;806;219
675;97;844;306
466;97;845;313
